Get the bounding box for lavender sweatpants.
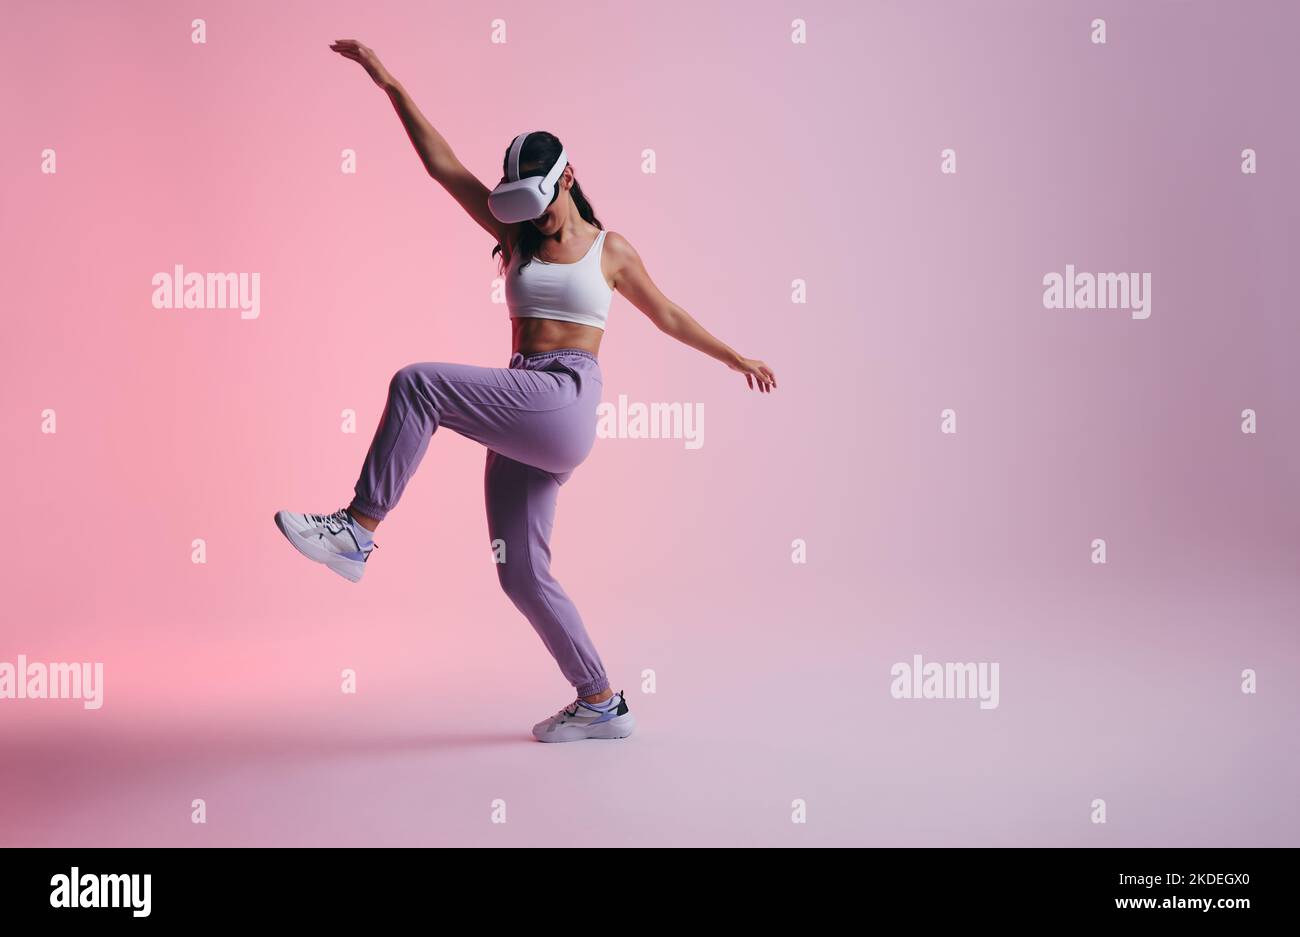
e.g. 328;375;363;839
349;349;608;697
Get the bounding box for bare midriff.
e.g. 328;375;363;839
511;316;603;358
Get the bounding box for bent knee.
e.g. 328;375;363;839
390;363;450;402
389;364;422;394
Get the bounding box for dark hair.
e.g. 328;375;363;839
492;131;602;274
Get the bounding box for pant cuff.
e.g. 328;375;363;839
348;497;388;523
577;677;610;697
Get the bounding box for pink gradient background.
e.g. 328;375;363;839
2;0;1297;846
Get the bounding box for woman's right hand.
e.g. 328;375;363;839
329;39;394;89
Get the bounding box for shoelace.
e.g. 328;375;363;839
556;701;583;721
303;509;378;554
306;509;350;529
558;693;619;721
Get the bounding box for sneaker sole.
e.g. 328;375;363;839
273;512;365;583
533;713;636;743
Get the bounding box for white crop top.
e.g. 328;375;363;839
506;229;613;330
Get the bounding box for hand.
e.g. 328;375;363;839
329;39;394;89
731;357;777;393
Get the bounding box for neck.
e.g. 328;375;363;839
545;215;590;244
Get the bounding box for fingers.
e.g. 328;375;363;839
329;40;370;58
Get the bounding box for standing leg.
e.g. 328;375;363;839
485;449;609;698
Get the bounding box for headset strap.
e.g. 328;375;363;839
507;131;533;181
542;147;568;191
507;131;568;189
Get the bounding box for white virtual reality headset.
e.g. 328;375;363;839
487;131;568;223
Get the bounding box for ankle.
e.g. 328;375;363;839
348;508;380;532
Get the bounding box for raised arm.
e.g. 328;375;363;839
604;232;777;393
329;40;513;248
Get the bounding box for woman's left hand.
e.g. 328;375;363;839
732;357;777;393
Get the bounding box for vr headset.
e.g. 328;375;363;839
487;131;568;223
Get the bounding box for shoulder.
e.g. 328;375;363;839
600;230;644;292
602;230;638;264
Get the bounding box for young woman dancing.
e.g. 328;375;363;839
274;40;777;742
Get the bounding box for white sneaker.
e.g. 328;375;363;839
532;690;635;742
273;508;375;582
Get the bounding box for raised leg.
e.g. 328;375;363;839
350;360;588;522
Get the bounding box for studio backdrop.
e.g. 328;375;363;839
1;0;1296;847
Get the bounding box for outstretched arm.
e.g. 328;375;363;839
605;233;777;393
329;39;512;247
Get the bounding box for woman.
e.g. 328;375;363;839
274;40;777;743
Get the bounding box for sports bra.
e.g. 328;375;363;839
505;228;613;331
